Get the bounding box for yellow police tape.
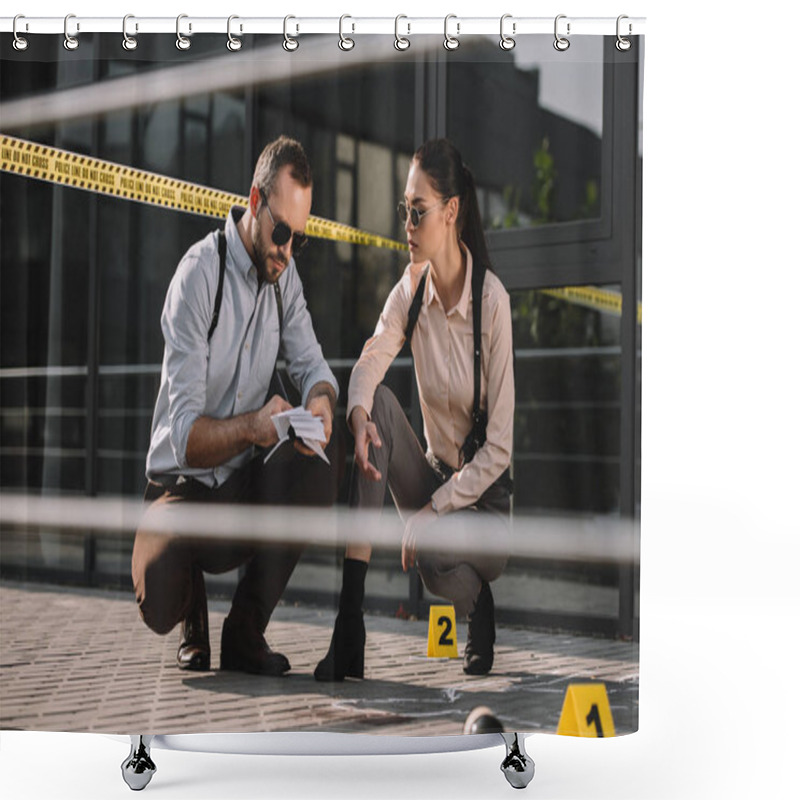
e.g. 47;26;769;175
0;134;406;253
540;287;642;325
1;134;639;321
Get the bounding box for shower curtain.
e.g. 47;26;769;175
0;20;642;743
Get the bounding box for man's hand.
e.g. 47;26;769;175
296;381;335;456
185;394;292;468
351;406;382;481
401;502;438;572
251;394;293;449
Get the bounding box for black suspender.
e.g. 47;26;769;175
405;263;488;467
206;230;287;400
272;279;284;335
464;263;488;465
207;231;227;342
207;230;284;340
405;266;429;341
470;262;485;429
269;279;287;400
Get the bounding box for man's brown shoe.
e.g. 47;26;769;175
177;566;210;672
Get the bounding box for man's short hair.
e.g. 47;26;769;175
252;136;312;200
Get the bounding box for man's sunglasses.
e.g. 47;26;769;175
396;198;448;229
259;189;308;253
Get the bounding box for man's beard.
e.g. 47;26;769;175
253;224;288;284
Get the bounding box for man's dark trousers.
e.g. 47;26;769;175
132;425;345;637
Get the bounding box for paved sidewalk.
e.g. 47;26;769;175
0;580;638;737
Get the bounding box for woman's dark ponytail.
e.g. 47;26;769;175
413;139;493;272
458;163;492;273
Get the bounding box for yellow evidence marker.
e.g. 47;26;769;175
556;683;616;737
427;605;459;658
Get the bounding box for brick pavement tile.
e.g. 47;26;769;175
1;580;638;737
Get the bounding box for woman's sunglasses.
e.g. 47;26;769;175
397;198;448;229
259;189;308;253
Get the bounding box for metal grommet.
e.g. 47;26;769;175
283;16;298;52
122;14;138;51
176;14;191;50
394;15;410;51
63;14;79;51
12;15;29;51
338;15;354;51
443;14;459;51
499;14;515;51
553;14;570;51
616;15;632;51
227;15;242;51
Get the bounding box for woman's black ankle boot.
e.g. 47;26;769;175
314;558;368;682
463;581;496;675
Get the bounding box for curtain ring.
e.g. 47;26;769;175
227;15;242;51
553;14;570;51
63;14;79;51
283;16;299;52
12;15;29;51
443;14;460;51
616;15;632;51
499;14;515;51
176;14;191;50
394;15;410;51
339;15;355;51
122;15;138;51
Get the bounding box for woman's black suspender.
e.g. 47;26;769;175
405;263;489;468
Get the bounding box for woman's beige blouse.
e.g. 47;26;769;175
347;246;515;515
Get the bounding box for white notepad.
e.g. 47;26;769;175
262;407;330;465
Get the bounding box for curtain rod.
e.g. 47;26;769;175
1;15;646;38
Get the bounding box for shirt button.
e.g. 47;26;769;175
237;392;242;399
